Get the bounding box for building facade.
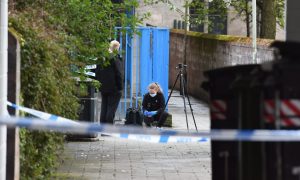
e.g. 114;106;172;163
136;0;285;40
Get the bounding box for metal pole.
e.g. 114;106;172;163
135;33;139;108
182;0;188;96
252;0;257;63
130;33;133;108
0;0;8;179
124;32;128;113
183;0;188;65
119;31;123;118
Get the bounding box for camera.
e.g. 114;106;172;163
176;63;187;69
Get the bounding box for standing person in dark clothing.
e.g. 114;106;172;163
142;82;169;128
96;40;123;124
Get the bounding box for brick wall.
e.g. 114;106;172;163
169;29;275;101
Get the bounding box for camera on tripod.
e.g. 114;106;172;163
176;63;187;70
164;62;198;132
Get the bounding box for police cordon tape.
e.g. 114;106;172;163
108;133;208;143
5;102;300;142
0;116;210;143
7;101;79;125
6;102;208;143
3;116;300;142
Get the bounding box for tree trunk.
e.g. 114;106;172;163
260;0;276;39
245;2;250;37
9;0;15;11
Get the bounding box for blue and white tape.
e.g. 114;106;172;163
5;102;208;143
85;64;96;77
7;102;79;125
85;64;97;70
110;133;208;143
2;116;300;142
85;72;95;77
5;102;300;143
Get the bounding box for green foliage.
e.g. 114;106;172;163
276;0;285;27
45;0;114;64
9;16;79;118
230;0;252;21
230;0;285;37
9;0;147;178
19;129;64;180
44;0;147;67
9;13;79;179
189;0;228;32
144;0;229;32
144;0;284;37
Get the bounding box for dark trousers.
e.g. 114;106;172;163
144;111;169;127
100;91;122;124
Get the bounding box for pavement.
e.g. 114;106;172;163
54;90;211;180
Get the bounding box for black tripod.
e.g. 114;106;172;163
164;63;198;132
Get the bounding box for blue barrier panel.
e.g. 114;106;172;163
140;28;152;98
114;27;169;119
152;28;169;102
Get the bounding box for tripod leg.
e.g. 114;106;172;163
180;73;190;132
164;72;180;110
182;74;198;132
185;92;198;132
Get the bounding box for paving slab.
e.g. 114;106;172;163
54;90;211;180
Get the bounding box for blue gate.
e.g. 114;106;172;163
115;27;170;120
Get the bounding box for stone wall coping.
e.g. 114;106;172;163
171;29;275;47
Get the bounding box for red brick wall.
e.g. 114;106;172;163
169;29;274;101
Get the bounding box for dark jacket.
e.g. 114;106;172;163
96;54;123;93
142;92;165;114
